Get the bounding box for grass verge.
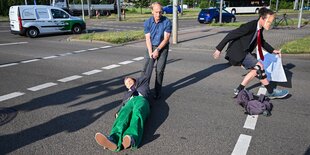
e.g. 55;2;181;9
281;35;310;54
77;30;144;44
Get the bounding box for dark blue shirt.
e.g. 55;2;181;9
144;16;172;46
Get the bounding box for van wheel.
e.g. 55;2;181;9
231;9;236;15
27;27;39;38
255;8;259;14
72;24;82;34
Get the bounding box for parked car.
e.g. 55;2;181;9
9;5;86;38
163;5;181;14
198;8;236;24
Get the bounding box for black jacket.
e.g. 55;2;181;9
117;59;155;111
216;20;274;65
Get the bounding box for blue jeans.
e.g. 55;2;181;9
141;45;169;96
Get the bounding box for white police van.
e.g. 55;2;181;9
9;5;86;38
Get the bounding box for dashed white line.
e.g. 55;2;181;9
88;48;99;51
257;87;267;95
21;59;40;63
27;82;58;91
43;55;58;59
0;63;19;68
0;92;25;102
102;64;121;70
119;60;134;65
58;75;83;82
59;52;73;56
100;46;111;49
132;57;144;61
0;42;28;46
82;69;102;75
243;115;258;130
73;50;87;53
231;134;252;155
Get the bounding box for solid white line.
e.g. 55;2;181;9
82;69;102;75
243;115;258;130
27;82;57;91
73;50;86;53
0;63;19;68
231;134;252;155
0;42;28;46
100;46;111;49
21;59;40;63
119;60;134;65
58;75;83;82
43;55;58;59
102;64;120;70
132;57;144;61
0;92;25;102
88;48;99;51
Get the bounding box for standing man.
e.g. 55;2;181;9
143;2;172;100
213;8;289;99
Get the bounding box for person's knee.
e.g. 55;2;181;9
254;65;267;80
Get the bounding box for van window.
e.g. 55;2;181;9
51;9;69;19
22;8;36;19
36;8;49;19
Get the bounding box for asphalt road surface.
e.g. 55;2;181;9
0;20;310;155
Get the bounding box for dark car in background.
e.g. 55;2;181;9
163;5;181;14
198;8;236;24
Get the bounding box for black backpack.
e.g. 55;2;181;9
236;89;273;116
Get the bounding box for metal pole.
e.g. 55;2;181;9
116;0;121;21
87;0;91;18
25;0;27;5
276;0;279;12
219;0;223;24
181;0;183;16
294;0;299;10
298;0;305;28
81;0;85;21
172;0;178;44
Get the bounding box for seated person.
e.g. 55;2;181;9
95;59;155;152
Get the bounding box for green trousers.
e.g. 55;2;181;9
109;96;150;151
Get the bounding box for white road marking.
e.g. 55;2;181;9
27;82;57;91
43;55;58;59
0;63;18;68
0;42;28;46
132;57;144;61
257;87;267;95
82;69;102;75
58;75;83;82
88;48;99;51
119;60;134;65
231;134;252;155
21;59;40;63
243;115;258;130
73;50;87;53
100;46;111;49
0;92;25;102
59;52;73;56
243;87;267;130
102;64;120;70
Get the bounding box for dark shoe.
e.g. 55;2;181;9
95;133;117;151
122;135;135;149
266;89;289;99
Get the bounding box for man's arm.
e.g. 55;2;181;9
216;22;254;51
145;33;153;58
152;32;171;59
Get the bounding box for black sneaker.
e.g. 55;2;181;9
233;88;240;98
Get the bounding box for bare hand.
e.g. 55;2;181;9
213;50;221;59
152;50;159;59
273;49;282;58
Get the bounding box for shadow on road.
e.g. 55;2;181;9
141;63;230;147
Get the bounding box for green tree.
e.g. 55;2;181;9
133;0;149;14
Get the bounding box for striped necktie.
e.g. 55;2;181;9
257;29;264;61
